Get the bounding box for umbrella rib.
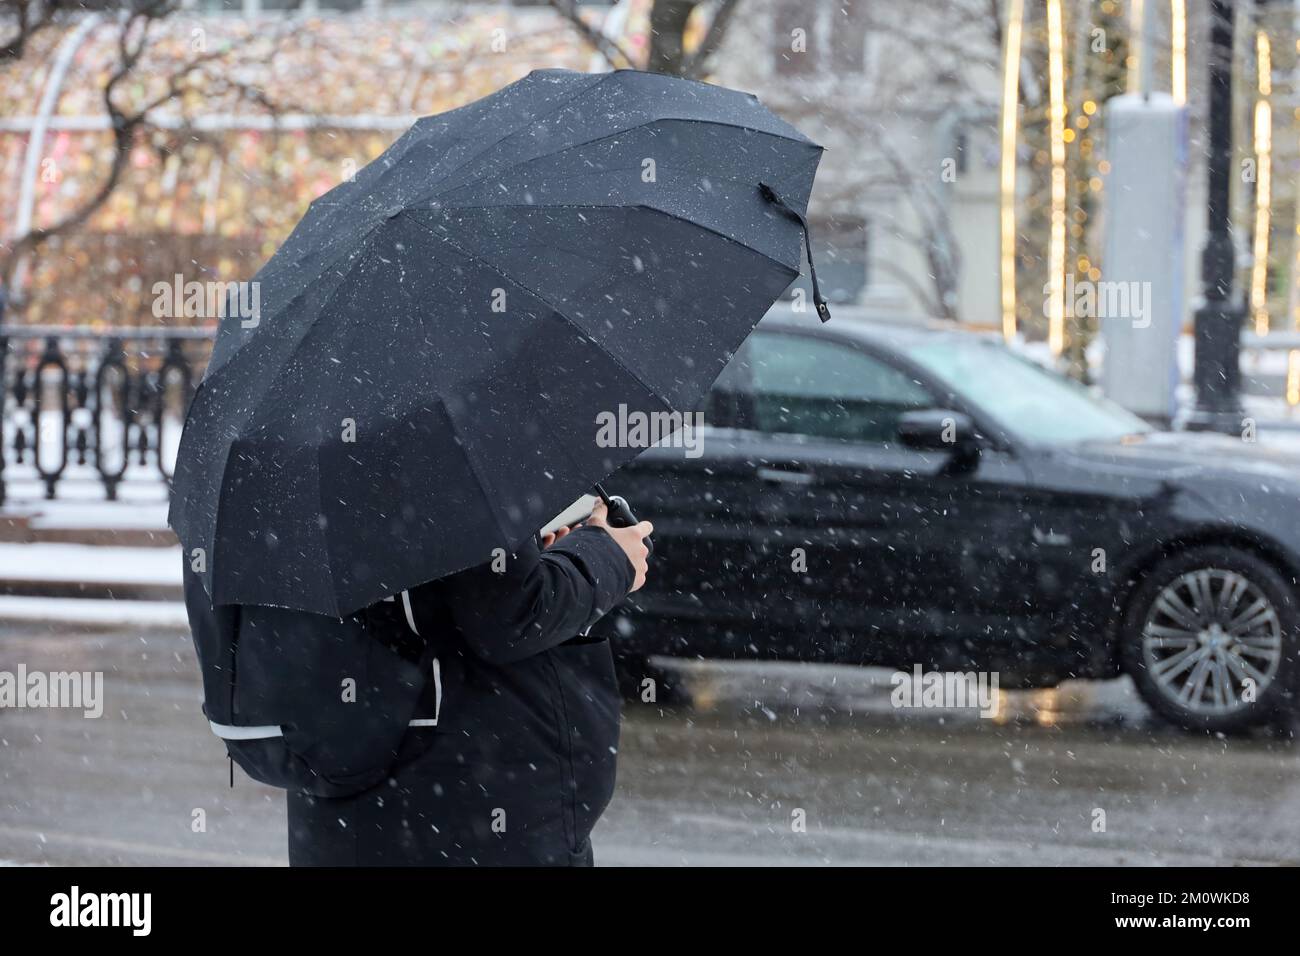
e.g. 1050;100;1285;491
419;70;616;203
200;230;389;608
402;213;677;410
232;75;611;322
233;219;376;309
312;438;340;618
202;225;387;408
204;220;388;384
197;434;241;607
427;117;815;209
432;395;518;552
428;199;801;284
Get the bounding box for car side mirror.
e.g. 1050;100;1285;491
898;409;978;456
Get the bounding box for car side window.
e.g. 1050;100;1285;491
702;342;756;428
747;332;933;444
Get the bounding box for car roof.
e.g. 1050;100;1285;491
756;301;1003;354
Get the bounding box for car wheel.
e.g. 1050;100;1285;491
1121;545;1297;733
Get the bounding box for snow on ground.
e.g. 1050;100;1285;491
0;595;186;627
1254;425;1300;454
1;472;170;505
1;475;170;527
3;498;170;531
0;541;180;584
4;623;1296;867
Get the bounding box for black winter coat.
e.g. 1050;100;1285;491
285;524;634;866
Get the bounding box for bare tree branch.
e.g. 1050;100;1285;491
872;258;943;318
546;0;638;70
681;0;742;79
0;1;290;289
987;0;1004;54
0;0;69;62
550;0;742;78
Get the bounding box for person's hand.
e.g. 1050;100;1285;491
540;525;573;549
583;498;652;592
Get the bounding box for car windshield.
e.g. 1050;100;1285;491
902;338;1153;445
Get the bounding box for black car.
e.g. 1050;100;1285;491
603;312;1300;732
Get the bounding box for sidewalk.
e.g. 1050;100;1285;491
0;483;183;626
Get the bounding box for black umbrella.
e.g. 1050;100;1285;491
170;68;826;616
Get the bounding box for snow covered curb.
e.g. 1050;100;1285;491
0;596;187;629
0;541;182;602
0;542;180;584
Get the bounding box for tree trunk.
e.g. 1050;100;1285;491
647;0;699;75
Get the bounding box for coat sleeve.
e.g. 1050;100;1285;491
410;525;635;665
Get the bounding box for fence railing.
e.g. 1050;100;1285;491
0;325;214;504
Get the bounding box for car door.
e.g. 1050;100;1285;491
894;336;1182;671
608;347;776;662
740;328;1036;667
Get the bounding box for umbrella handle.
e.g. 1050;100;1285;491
593;483;654;556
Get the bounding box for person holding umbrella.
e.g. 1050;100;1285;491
286;497;652;866
171;69;826;866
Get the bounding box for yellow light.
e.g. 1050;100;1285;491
1251;32;1273;336
1288;352;1300;406
1082;100;1097;115
1033;689;1061;727
1257;31;1272;97
1047;0;1067;356
1098;159;1111;174
1000;0;1025;345
1063;127;1076;143
1171;0;1187;105
1255;100;1272;150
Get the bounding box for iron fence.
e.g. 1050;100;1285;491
0;325;214;503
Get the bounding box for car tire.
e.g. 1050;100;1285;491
1121;545;1298;733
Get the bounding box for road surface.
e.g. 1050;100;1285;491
1;620;1297;866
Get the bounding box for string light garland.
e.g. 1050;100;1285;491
999;0;1025;344
1046;0;1068;357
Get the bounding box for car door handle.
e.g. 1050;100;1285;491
757;466;815;485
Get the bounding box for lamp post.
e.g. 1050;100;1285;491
1187;0;1247;433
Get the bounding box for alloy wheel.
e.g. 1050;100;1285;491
1140;568;1283;716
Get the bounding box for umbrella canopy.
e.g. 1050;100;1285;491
169;68;825;617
